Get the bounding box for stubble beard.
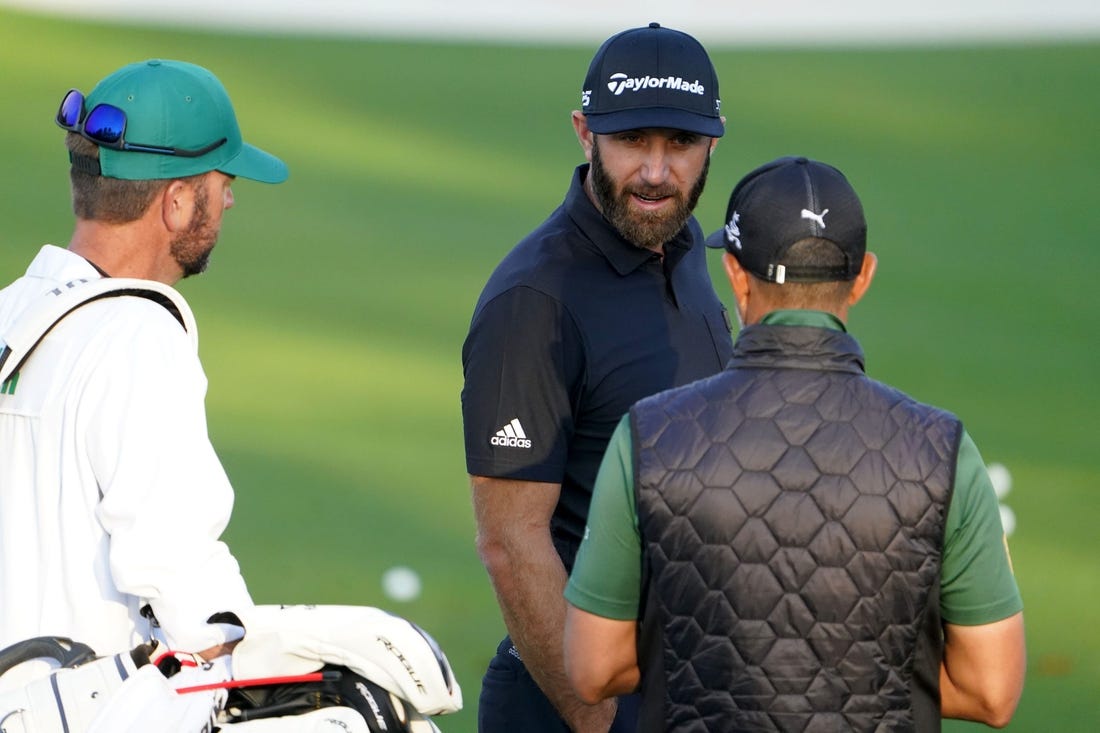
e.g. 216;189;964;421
590;140;710;252
170;182;218;279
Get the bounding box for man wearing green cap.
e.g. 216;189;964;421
0;59;287;690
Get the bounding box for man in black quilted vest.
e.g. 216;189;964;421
562;156;1025;731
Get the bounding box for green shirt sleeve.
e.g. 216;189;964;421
940;429;1023;625
564;415;642;620
563;418;1024;627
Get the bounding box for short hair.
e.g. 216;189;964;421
66;133;172;223
750;237;857;310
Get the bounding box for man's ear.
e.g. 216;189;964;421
848;252;878;307
160;178;198;233
723;252;751;323
709;117;726;155
572;111;595;162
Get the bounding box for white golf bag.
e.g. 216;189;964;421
0;605;462;732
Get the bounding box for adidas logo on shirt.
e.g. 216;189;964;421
490;418;532;449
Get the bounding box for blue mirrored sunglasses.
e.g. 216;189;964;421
55;89;227;158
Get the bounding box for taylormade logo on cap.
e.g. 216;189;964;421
605;73;707;97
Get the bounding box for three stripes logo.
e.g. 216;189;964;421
490;418;532;449
0;372;17;396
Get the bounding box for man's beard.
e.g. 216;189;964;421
590;140;709;251
170;183;217;278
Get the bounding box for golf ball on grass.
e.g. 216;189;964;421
382;566;422;602
987;462;1012;499
999;504;1017;537
986;463;1016;536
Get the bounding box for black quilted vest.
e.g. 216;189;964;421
632;324;961;733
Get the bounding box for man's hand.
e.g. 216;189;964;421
565;696;617;733
472;475;616;731
195;639;239;662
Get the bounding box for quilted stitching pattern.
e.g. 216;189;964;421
634;326;957;732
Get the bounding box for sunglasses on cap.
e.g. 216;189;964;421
55;89;227;158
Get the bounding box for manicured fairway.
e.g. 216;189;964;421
0;9;1096;730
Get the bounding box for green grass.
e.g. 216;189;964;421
1;8;1097;731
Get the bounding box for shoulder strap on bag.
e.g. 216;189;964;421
0;277;196;384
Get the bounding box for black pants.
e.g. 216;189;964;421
478;636;639;732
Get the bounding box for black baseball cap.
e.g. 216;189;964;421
705;156;867;283
581;23;724;138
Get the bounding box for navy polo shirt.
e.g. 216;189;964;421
462;164;733;568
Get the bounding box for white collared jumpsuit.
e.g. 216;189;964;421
0;245;251;689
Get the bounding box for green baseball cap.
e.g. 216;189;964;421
85;59;287;183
